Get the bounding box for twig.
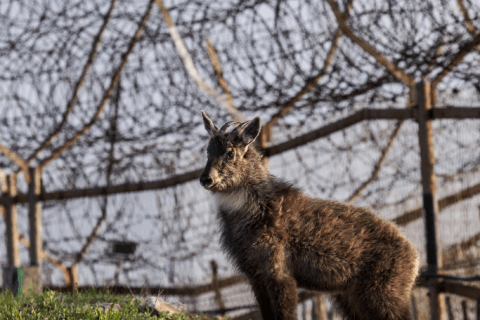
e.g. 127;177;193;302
155;0;245;121
432;33;480;88
442;230;480;265
0;170;8;193
27;0;119;163
264;0;354;132
325;0;415;87
347;121;403;202
44;254;72;285
423;40;445;81
39;0;155;169
72;81;120;268
205;39;236;111
456;0;478;38
0;142;30;182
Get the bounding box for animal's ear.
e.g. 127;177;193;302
201;110;218;137
240;117;261;146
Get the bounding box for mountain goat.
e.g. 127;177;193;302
199;111;419;320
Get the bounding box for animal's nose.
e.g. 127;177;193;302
200;175;213;187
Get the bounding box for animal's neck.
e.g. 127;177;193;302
215;174;272;212
215;189;250;212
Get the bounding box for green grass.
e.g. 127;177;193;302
0;288;217;320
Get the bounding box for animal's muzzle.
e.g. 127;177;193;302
200;164;215;189
200;161;220;189
200;174;213;188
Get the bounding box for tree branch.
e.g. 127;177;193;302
264;0;354;133
0;169;8;193
347;121;403;202
44;254;72;286
432;33;480;88
205;39;236;111
39;0;156;169
155;0;245;121
456;0;478;38
325;0;415;87
442;230;480;266
27;0;118;164
0;143;30;182
423;40;446;81
73;81;120;269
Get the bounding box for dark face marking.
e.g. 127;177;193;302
207;136;227;159
200;135;241;192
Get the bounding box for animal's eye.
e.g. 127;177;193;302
226;150;235;160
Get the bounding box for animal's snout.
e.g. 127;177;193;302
200;163;219;190
200;174;213;188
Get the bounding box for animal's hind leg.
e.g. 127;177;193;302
334;252;417;320
340;238;418;320
334;293;364;320
334;291;412;320
363;292;412;320
339;271;416;318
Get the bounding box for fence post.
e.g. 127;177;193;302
461;300;468;320
477;299;480;320
416;82;445;320
28;167;43;266
3;174;20;295
411;294;418;320
210;260;225;315
66;265;78;291
302;300;309;320
25;166;44;294
5;174;20;267
445;296;454;320
312;295;327;320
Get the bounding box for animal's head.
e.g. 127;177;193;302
199;111;264;192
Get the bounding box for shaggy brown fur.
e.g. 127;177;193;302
199;111;419;320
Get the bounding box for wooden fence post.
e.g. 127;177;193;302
476;299;480;320
312;295;327;320
24;166;44;294
445;296;454;320
5;174;19;267
461;300;468;320
28;167;42;266
302;300;308;320
210;260;225;315
4;174;20;295
66;265;78;291
416;82;445;320
411;294;418;320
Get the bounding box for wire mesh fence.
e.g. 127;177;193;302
0;0;480;319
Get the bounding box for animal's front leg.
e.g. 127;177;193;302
251;281;275;320
251;273;298;320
